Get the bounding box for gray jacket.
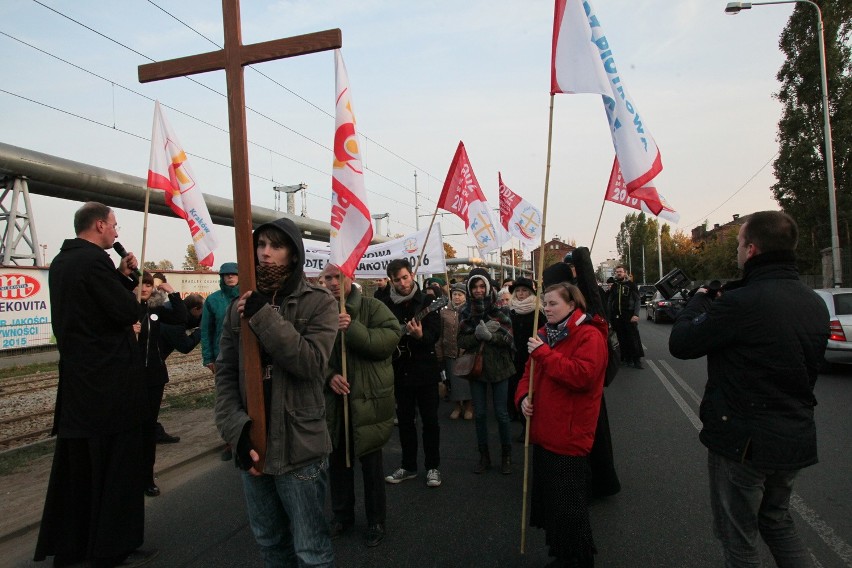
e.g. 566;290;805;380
214;218;338;475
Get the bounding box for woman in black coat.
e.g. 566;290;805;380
134;271;187;497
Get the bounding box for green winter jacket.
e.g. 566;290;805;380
325;286;401;458
201;273;240;366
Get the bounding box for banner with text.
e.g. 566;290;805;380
304;225;446;277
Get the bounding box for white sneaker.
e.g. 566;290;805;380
426;468;442;487
384;468;417;484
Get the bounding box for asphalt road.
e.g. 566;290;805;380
5;317;851;567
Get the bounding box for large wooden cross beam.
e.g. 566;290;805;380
139;0;341;469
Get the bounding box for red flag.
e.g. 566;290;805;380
438;142;507;252
605;158;679;223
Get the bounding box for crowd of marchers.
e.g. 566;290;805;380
34;203;825;568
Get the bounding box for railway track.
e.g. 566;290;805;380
0;350;213;452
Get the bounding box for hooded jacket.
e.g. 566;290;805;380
324;285;401;458
201;262;240;366
457;268;515;383
669;251;827;469
214;218;338;475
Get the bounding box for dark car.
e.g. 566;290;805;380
646;291;687;323
638;285;656;305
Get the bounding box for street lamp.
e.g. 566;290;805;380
725;0;841;286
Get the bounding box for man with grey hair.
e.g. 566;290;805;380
670;211;828;567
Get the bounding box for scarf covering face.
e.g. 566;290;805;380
540;308;591;347
256;264;294;299
459;284;514;345
390;281;419;304
509;293;537;315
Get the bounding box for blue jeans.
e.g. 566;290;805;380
241;458;334;568
707;451;812;568
469;379;511;447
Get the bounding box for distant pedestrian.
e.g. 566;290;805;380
201;262;239;373
607;265;644;368
436;282;473;420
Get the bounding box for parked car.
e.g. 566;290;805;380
638;285;656;305
646;291;687;323
813;288;852;367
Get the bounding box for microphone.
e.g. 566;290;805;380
113;241;141;277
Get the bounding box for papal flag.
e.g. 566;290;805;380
498;173;542;247
437;142;508;253
330;49;372;278
551;0;663;192
147;100;218;267
604;158;679;223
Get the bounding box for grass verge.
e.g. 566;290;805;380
164;390;215;411
0;362;58;381
0;439;55;476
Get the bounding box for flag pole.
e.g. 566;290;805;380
412;202;441;278
589;199;607;255
136;186;152;302
521;93;555;554
339;278;351;469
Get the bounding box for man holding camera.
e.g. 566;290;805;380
607;265;644;369
669;211;827;567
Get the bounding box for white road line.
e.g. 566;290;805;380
647;359;702;430
658;359;702;405
650;359;852;567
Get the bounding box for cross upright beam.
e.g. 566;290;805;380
139;0;341;469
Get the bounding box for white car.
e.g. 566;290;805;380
813;288;852;366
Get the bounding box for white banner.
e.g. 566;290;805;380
304;224;447;277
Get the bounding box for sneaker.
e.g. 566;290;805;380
364;523;385;547
384;468;417;484
426;468;442;487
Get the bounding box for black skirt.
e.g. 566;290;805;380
530;446;596;565
34;429;145;563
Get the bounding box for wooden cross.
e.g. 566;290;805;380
139;0;341;469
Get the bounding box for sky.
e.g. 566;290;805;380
0;0;796;270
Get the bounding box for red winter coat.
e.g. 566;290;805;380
515;309;607;456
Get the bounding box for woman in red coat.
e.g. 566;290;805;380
516;283;607;568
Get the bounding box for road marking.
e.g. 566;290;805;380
658;359;701;405
650;359;852;567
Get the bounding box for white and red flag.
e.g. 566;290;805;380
604;158;679;223
147;101;218;267
438;142;507;253
498;173;542;247
551;0;663;192
329;49;372;278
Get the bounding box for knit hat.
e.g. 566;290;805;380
509;276;535;294
542;262;575;289
450;282;467;295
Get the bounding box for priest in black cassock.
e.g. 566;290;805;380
34;202;156;568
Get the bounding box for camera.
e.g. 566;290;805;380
655;268;692;300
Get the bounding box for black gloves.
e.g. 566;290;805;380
236;422;256;471
243;291;271;319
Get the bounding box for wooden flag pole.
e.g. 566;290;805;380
521;93;555;554
138;0;341;470
589;199;607;254
412;202;441;278
136;187;152;303
339;279;351;469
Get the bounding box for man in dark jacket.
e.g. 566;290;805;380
35;202;156;567
669;211;828;567
607;265;644;368
381;258;444;488
321;264;401;547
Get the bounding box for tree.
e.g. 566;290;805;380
182;245;201;270
443;242;457;259
143;259;174;270
772;0;851;277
